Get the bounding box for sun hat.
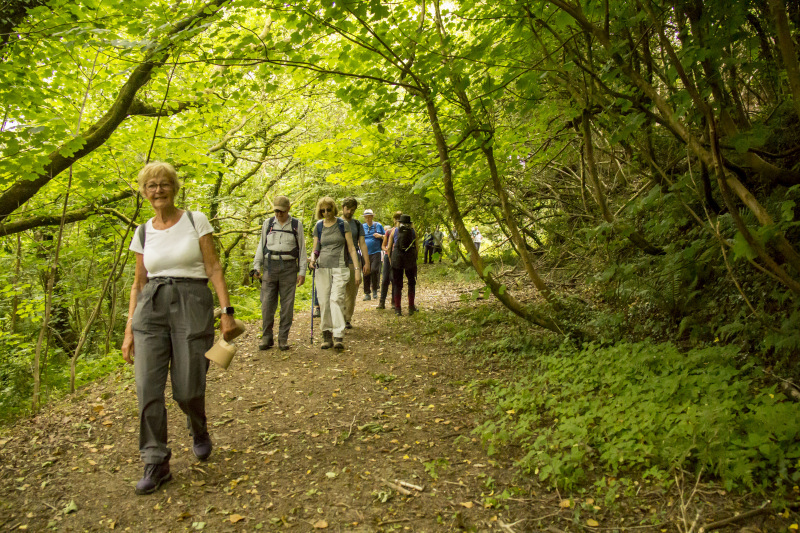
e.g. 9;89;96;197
363;208;374;216
399;214;412;224
274;196;290;211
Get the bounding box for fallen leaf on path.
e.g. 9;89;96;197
229;514;244;523
313;520;328;529
586;519;599;527
460;502;473;508
559;499;571;508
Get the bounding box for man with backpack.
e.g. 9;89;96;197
386;214;418;316
432;226;445;262
251;196;306;351
341;197;370;329
423;231;434;264
362;209;384;301
377;211;402;310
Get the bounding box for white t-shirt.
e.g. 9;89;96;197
129;211;214;278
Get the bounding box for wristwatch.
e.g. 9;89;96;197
222;306;235;316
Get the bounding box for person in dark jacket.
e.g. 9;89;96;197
385;214;418;316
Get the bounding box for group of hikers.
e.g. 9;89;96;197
121;162;442;495
252;195;424;352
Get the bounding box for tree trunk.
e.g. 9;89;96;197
422;91;563;334
768;0;800;120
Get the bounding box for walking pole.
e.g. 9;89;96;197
310;268;315;345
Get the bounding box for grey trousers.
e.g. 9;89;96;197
260;259;299;343
132;278;214;465
363;253;382;295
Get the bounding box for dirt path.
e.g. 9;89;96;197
0;279;552;532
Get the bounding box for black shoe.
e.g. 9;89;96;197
408;306;418;316
193;433;212;461
258;336;274;350
278;341;290;351
345;322;352;329
313;307;320;318
363;294;371;301
376;302;386;310
135;452;172;495
333;337;345;350
394;308;402;316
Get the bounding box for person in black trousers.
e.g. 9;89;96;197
377;211;402;309
386;214;418;316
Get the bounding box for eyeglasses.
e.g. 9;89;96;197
320;208;333;214
146;182;173;192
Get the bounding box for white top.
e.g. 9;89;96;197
129;211;214;278
471;228;482;243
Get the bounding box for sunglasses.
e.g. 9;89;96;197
320;208;333;214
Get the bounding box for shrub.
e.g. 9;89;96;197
475;341;800;492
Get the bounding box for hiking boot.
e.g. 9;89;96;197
376;302;386;309
135;452;172;495
333;337;345;350
321;330;333;349
394;307;402;316
363;294;371;301
408;306;418;316
193;433;212;461
258;335;274;350
313;307;320;318
345;322;352;329
278;341;290;351
372;291;378;300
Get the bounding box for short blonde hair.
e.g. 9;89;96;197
315;196;338;219
137;162;180;195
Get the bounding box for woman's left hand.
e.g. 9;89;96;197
220;313;237;342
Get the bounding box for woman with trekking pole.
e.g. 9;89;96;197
308;196;361;350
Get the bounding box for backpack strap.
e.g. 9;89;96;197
137;224;146;249
315;219;346;240
262;216;276;258
263;216;300;259
136;210;197;250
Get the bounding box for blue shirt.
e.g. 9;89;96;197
363;222;385;256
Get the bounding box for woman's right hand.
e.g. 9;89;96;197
122;327;134;364
309;259;316;270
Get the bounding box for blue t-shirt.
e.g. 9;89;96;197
363;222;384;256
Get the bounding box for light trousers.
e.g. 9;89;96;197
315;267;349;337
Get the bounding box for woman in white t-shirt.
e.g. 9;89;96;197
121;162;236;495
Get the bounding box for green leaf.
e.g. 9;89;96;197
781;200;796;222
